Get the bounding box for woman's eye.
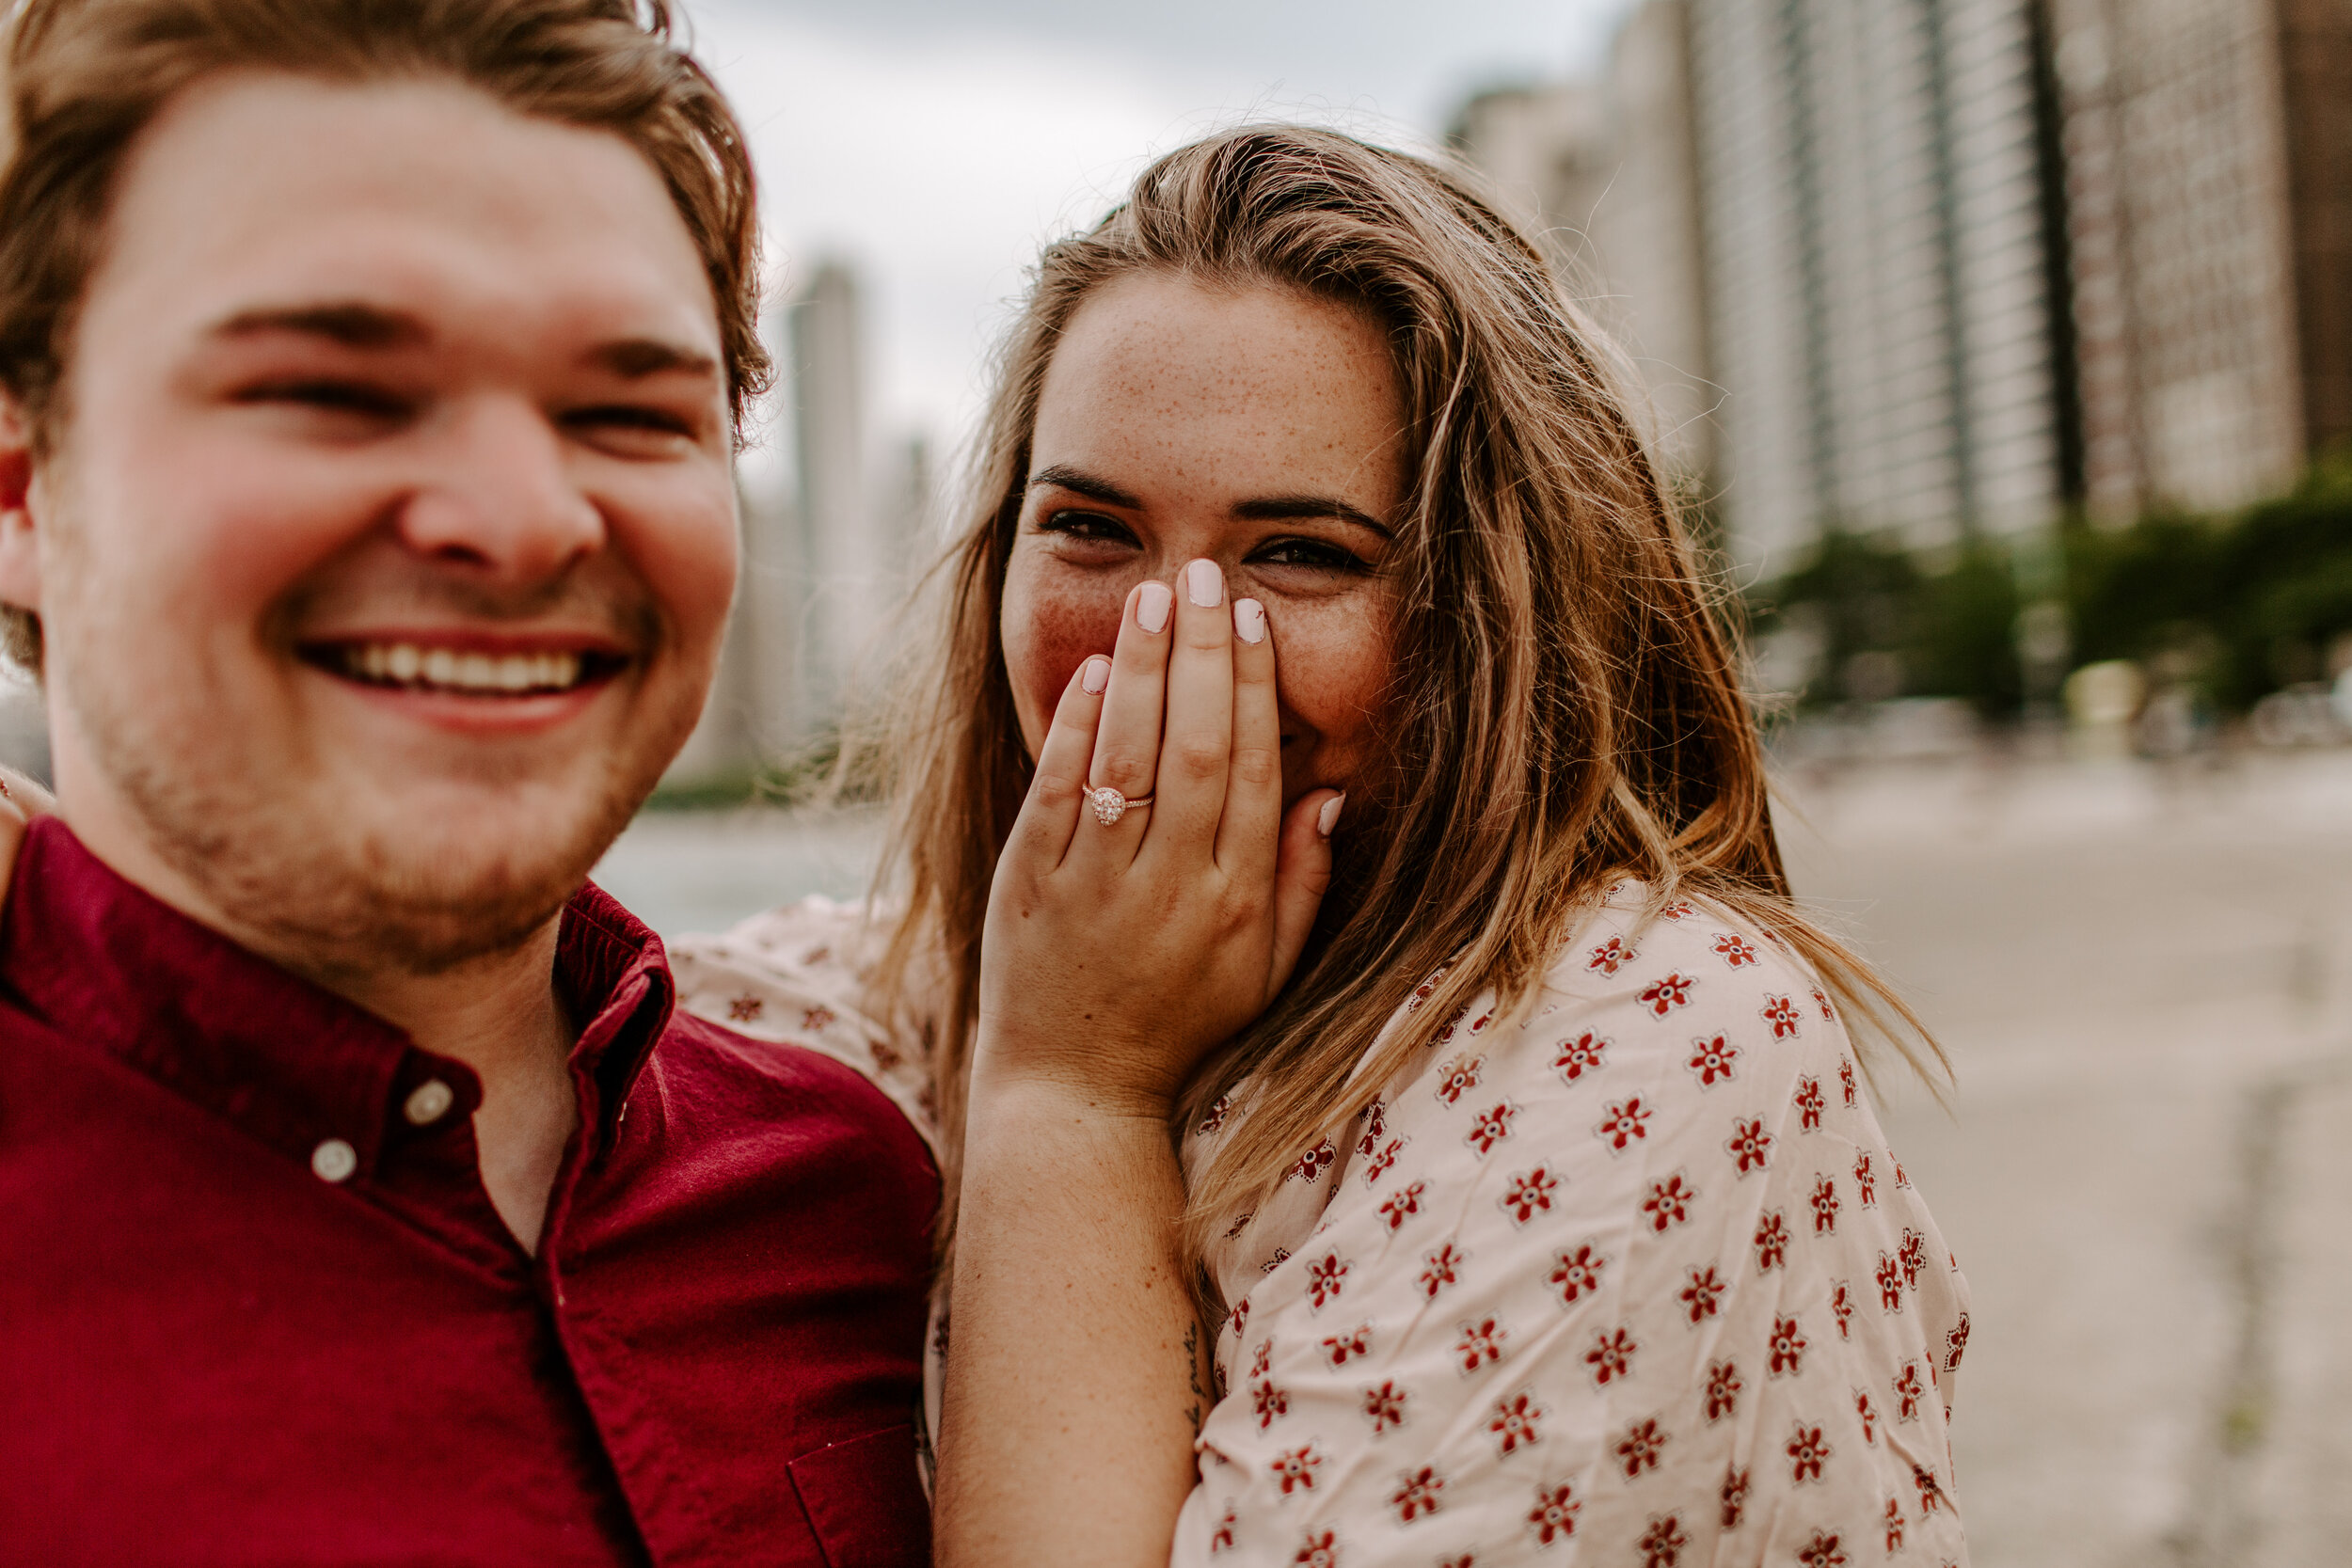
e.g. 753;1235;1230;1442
1040;509;1137;544
1251;537;1369;573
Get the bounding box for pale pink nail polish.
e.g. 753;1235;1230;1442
1186;558;1224;608
1233;598;1266;644
1081;656;1110;694
1136;580;1174;634
1317;793;1345;837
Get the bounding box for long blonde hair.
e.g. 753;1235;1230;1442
863;124;1941;1285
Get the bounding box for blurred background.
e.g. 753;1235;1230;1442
6;1;2349;1562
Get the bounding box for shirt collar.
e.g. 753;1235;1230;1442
1;817;675;1177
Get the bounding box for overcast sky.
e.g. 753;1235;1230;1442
680;0;1633;477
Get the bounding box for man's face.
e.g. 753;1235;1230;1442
5;71;737;974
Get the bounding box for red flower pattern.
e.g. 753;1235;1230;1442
1271;1445;1321;1495
1391;1465;1444;1522
1552;1031;1609;1082
1643;1174;1697;1232
1884;1497;1906;1552
799;1005;834;1032
1465;1101;1518;1154
1501;1166;1558;1223
1434;1054;1484;1106
725;994;762;1022
1529;1481;1581;1544
1614;1417;1667;1477
1686;1033;1740;1086
1894;1361;1924;1421
1549;1244;1606;1305
1294;1530;1338;1568
1811;1174;1841;1234
1769;1314;1808;1376
1597;1096;1653;1151
1377;1180;1426;1231
1787;1422;1832;1483
1638;1513;1690;1567
1490;1392;1545;1454
1877;1253;1905;1312
1584;1325;1638;1385
1727;1117;1772;1173
1252;1379;1289;1430
1721;1465;1750;1528
1305;1253;1349;1309
1680;1265;1726;1323
714;890;1969;1562
1705;1358;1742;1420
1638;972;1696;1017
1288;1139;1339;1184
1586;935;1636;974
1799;1531;1848;1568
1420;1243;1465;1299
1456;1317;1507;1371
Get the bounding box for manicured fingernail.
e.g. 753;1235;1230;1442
1317;793;1345;837
1233;598;1266;644
1186;558;1223;608
1081;656;1110;695
1136;580;1173;634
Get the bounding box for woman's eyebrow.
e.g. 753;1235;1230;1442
1027;464;1142;509
1233;494;1394;540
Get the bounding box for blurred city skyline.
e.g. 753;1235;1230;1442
684;0;1637;463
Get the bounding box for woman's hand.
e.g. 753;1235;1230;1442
974;557;1341;1116
0;763;52;908
939;560;1341;1568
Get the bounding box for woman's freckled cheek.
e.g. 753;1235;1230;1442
1001;558;1128;750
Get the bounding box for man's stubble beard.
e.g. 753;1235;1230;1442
96;702;665;979
57;592;684;981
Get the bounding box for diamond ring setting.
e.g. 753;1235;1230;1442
1089;786;1153;827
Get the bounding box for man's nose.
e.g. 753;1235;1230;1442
394;396;603;580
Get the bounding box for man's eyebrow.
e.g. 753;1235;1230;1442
1232;494;1394;540
211;302;429;348
1027;464;1143;510
590;338;722;380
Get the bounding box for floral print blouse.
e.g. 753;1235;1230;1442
670;882;1969;1568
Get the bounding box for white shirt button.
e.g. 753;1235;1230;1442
404;1079;455;1126
311;1137;358;1183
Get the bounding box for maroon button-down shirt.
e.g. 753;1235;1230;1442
0;819;938;1566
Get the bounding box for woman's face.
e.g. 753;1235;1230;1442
1000;272;1407;812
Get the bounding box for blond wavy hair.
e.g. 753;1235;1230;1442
863;124;1941;1290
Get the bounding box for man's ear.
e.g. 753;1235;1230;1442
0;394;39;615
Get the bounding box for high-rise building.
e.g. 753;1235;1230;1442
1688;0;2072;568
788;259;875;724
2050;0;2352;518
1454;0;1717;483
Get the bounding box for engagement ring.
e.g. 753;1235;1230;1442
1089;786;1152;827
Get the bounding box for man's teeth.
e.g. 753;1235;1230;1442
341;643;588;693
